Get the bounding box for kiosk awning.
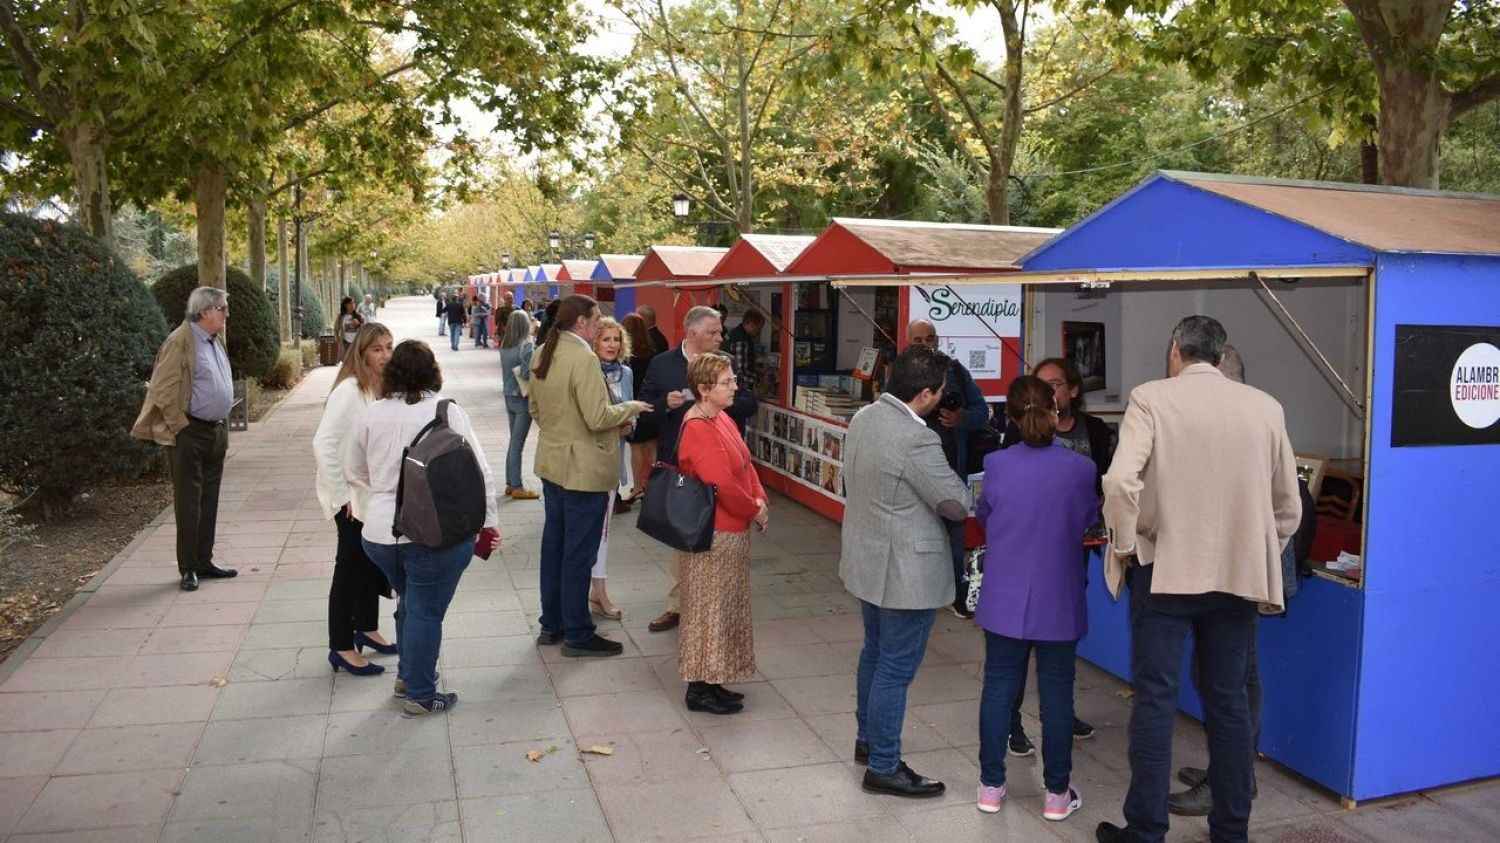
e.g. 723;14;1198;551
827;265;1372;288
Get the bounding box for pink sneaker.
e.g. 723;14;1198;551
976;783;1005;813
1043;786;1082;821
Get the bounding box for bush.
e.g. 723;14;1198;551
0;213;170;514
152;264;279;379
265;281;326;340
259;345;306;390
259;348;305;390
301;341;320;370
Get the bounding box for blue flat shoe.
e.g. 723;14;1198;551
329;651;385;676
353;631;398;655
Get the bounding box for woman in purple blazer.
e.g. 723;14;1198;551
973;376;1099;822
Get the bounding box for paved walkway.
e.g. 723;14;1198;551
2;296;1496;842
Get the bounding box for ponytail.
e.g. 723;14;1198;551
531;294;598;380
1005;375;1058;447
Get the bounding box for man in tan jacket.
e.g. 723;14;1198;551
528;294;648;657
131;287;240;591
1096;316;1300;843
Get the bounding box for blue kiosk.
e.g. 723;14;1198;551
961;171;1500;804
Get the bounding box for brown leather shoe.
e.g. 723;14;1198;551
648;611;680;632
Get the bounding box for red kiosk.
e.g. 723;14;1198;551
620;245;728;346
742;218;1059;521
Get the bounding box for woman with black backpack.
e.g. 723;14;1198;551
348;340;501;717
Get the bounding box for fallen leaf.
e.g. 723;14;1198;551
525;749;544;762
209;677;227;687
582;745;614;756
546;745;558;755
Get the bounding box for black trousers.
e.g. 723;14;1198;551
167;419;228;574
329;509;391;651
1123;563;1257;843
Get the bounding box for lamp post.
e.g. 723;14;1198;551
669;193;729;245
547;231;596;260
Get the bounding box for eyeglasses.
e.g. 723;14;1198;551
715;376;738;387
1043;380;1068;389
210;305;229;313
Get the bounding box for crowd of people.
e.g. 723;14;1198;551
134;286;1304;843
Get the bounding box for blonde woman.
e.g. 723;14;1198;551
313;322;396;676
590;317;635;619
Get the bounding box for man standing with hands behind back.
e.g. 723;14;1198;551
640;306;757;633
841;345;973;798
1096;316;1301;843
132;286;239;592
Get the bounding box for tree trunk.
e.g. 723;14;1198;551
195;162;229;287
277;216;291;339
1374;61;1446;189
338;258;347;300
990;2;1026;225
1344;0;1450;189
61;124;113;242
247;195;267;291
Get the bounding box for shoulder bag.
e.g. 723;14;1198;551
636;417;716;552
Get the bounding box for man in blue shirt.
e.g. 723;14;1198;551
132;287;239;591
906;320;990;620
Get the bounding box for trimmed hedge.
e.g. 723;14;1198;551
265;281;326;340
0;213;169;512
152;264;280;379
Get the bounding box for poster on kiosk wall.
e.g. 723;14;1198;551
906;283;1023;400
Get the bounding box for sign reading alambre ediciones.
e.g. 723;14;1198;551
1392;325;1500;447
907;284;1022;398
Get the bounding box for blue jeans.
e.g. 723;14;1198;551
979;633;1077;793
538;481;609;645
855;601;936;776
475;320;489;347
1124;563;1257;843
361;539;472;703
946;518;967;608
449;322;463;350
504;395;532;489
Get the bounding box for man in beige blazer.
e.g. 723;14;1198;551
1096;316;1300;843
528;294;648;657
131;286;239;592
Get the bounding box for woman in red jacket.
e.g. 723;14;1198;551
675;353;769;715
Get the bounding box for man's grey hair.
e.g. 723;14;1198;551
637;305;657;324
186;286;228;322
1217;344;1246;384
1170;314;1226;366
684;305;721;333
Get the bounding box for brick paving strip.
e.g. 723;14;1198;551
2;296;1495;842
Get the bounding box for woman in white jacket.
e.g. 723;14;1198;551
314;322;396;676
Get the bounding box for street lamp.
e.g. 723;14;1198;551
501;251;512;269
547;231;597;260
668;193;728;245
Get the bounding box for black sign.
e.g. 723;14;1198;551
1392;324;1500;447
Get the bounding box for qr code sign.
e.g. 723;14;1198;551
968;350;986;370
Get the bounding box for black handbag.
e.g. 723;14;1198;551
636;419;717;552
636;462;717;552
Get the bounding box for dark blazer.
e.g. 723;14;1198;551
648;326;669;356
640;346;756;462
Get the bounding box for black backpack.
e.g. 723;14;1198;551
392;399;487;549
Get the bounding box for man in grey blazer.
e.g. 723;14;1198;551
841;346;973;798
